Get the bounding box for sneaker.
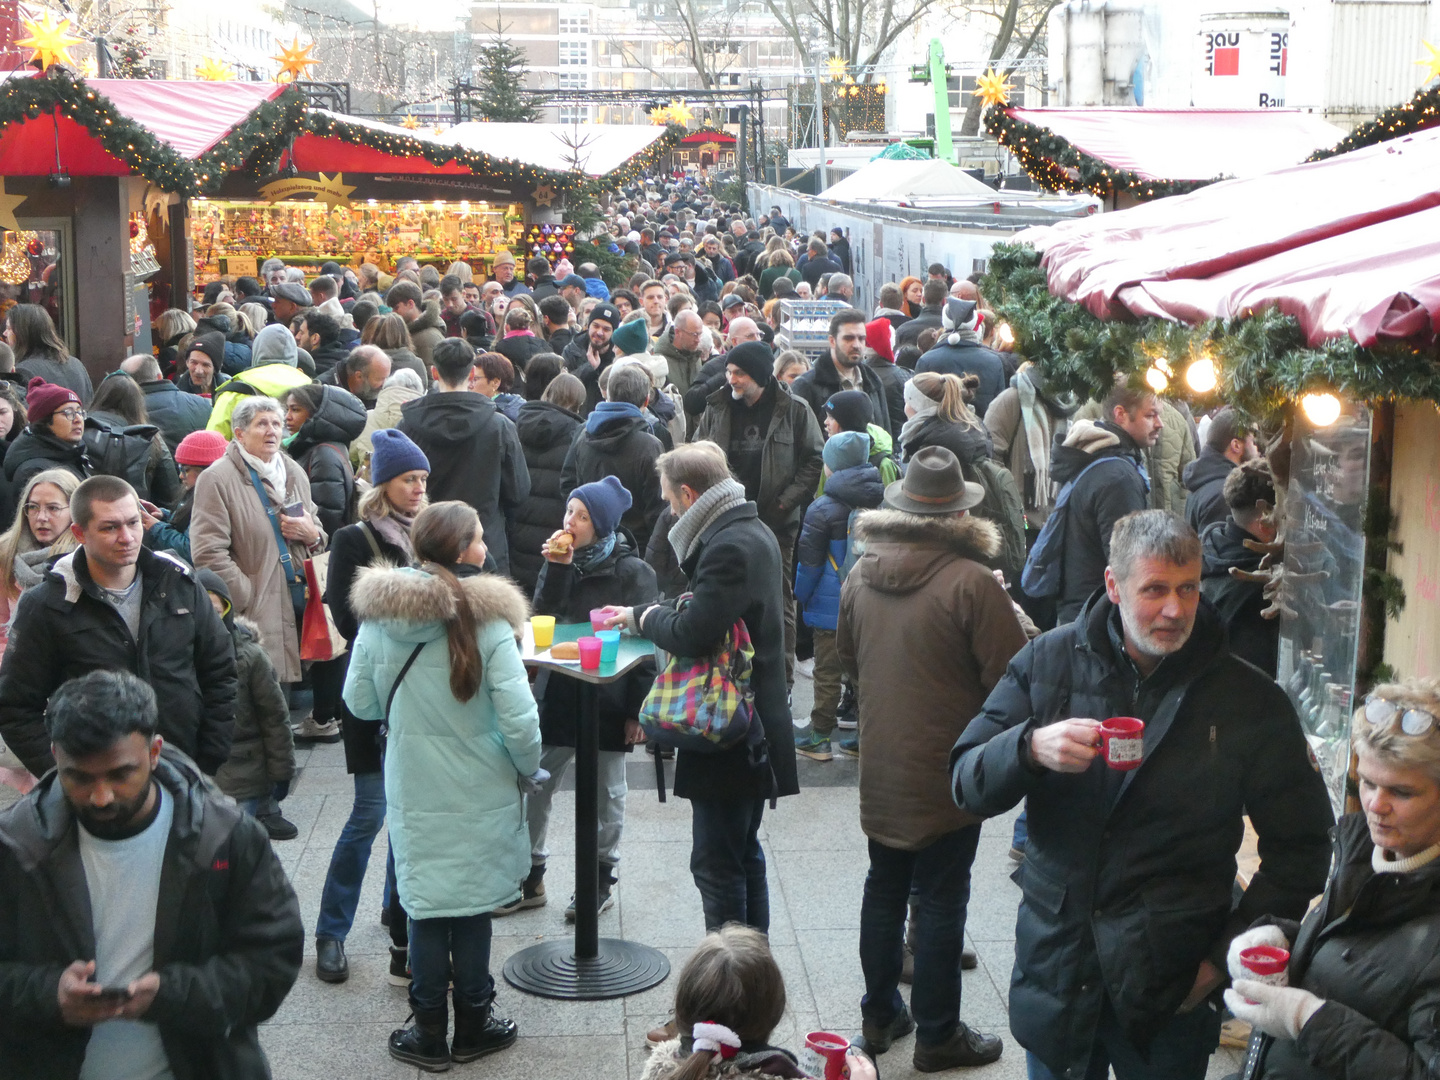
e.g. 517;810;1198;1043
794;657;815;680
646;1019;679;1048
835;714;858;731
256;812;299;841
564;865;616;922
388;945;411;987
1008;846;1025;863
836;684;859;729
494;864;547;916
961;946;978;971
861;1001;915;1054
913;1022;1003;1071
294;716;342;744
836;736;860;759
795;731;833;762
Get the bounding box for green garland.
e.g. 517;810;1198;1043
193;87;307;187
1307;82;1440;162
981;242;1440;419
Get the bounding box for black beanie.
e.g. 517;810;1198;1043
190;331;227;370
725;341;773;386
825;389;873;433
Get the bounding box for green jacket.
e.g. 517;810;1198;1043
344;566;541;919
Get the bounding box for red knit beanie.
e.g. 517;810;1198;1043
25;378;81;425
174;429;229;467
866;317;895;362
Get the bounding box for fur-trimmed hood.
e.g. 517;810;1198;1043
233;614;264;646
852;508;999;594
349;564;529;643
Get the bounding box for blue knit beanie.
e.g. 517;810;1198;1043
370;429;430;486
571;475;633;538
823;430;870;472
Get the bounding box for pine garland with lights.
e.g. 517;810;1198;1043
982;242;1440;418
1306;81;1440;162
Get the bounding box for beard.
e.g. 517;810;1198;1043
75;779;157;840
1118;596;1194;660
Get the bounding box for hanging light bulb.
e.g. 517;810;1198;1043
1185;356;1218;393
1300;392;1342;427
1145;363;1170;393
995;322;1014;346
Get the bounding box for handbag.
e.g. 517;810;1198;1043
638;611;760;754
300;553;348;661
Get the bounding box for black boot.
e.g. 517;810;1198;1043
451;991;518;1063
389;1005;451;1072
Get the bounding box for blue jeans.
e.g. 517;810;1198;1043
1013;805;1028;850
689;797;768;933
316;771;387;942
860;825;981;1047
408;913;493;1012
1024;995;1221;1080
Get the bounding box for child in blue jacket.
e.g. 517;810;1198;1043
794;430;883;761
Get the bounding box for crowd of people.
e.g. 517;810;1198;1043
0;170;1436;1080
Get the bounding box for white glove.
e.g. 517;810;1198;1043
1224;981;1325;1041
1226;924;1291;984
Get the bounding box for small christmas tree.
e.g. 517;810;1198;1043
471;26;540;123
113;25;151;79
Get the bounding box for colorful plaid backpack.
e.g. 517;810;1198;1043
638;615;760;753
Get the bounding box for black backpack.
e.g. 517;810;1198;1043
83;416;159;499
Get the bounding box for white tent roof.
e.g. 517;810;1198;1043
447;123;669;177
819;159;997;202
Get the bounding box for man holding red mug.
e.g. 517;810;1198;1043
950;509;1334;1080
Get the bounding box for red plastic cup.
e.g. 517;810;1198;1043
590;608;609;632
1240;945;1290;981
800;1031;851;1080
577;636;602;671
1099;717;1145;770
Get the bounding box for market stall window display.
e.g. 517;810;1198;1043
0;228;69;346
188;198;524;281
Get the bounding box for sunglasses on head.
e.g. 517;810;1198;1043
1364;695;1440;736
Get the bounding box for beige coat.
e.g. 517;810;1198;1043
190;441;326;682
350;382;422;470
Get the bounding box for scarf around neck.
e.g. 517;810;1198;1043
1016;368;1054;506
899;379;941;459
669;478;747;565
572;531;617;573
368;510;416;564
237;444;289;501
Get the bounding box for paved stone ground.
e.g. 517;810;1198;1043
0;672;1246;1080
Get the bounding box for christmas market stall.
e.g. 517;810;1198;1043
674;128;737;171
986;110;1440;816
0;66;297;373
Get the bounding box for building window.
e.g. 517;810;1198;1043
559;105;589;124
559;40;587;66
727;107;742;124
559;14;589;35
559;71;586;89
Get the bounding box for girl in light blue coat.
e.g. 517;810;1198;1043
344;500;541;1071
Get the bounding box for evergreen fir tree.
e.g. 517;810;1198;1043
471;28;540;123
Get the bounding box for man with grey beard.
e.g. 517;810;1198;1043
950;510;1333;1080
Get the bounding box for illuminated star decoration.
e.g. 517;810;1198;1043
271;36;319;83
79;56;98;77
974;67;1012;109
401;114;421;130
0;179;28;232
648;104;671;126
195;56;236;81
666;99;693;126
532;184;556;207
1417;41;1440;83
432;124;447;135
313;172;356;211
16;12;86;71
825;56;848;81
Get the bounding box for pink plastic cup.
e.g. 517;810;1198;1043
1099;717;1145;771
590;608;609;632
577;636;602;671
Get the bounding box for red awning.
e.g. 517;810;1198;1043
1019;128;1440;346
1005;107;1345;182
289;132;474;174
0;75;285;175
679;130;735;145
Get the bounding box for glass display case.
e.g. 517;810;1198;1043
0;223;72;346
1277;401;1371;815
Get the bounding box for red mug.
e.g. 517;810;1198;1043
1099;717;1145;770
800;1031;850;1080
1239;945;1290;982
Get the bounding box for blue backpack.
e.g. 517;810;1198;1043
1021;455;1144;600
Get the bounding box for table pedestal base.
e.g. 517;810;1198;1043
503;938;670;1000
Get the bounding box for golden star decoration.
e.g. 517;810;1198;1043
1417;41;1440;83
195;56;236;81
271;36;319;83
79;56;98;78
532;184;556;207
666;99;693;126
401;114;421;130
0;179;29;232
974;67;1012;108
432;124;447;135
825;56;848;81
312;172;355;211
16;12;86;71
648;105;671;126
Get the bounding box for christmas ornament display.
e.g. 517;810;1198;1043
272;36;320;83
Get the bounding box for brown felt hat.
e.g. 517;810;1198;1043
883;446;984;515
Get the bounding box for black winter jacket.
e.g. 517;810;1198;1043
950;593;1334;1078
560;409;665;554
1244;812;1440;1080
308;338;350;377
1201;518;1278;676
140;379;212;453
0;748;302;1080
894;306;943;351
636;501;799;804
899;414;993;466
682;354;729;422
494;333;548;378
562;338;619;416
212;617;294;802
397;391;530;576
509;400;584;596
0;547;238;777
3;425;92;497
790;352;892;439
83;410;183;510
915;338;1009;419
287;386;367;537
866;355;912;436
1049;421;1150;623
1183;447;1237;534
644;505;687;599
533;531;658;752
14;354;92;403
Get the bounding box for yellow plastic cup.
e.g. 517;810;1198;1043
531;615;556;649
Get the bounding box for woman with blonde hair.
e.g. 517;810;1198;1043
445;260;474;284
1224;677;1440;1079
759;248;799;300
155;308;197;379
898;371;992;466
0;467;79;636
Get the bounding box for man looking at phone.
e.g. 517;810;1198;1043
0;670;302;1078
950;510;1334;1080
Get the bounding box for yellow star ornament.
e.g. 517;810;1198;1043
826;56;848;81
648;105;671;126
0;179;29;232
666;99;693;126
974;68;1012;108
272;36;319;83
16;12;86;71
532;185;556;207
313;172;355;211
1417;41;1440;83
195;56;236;81
401;114;421;130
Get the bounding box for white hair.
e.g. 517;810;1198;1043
231;395;285;432
385;368;423;393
